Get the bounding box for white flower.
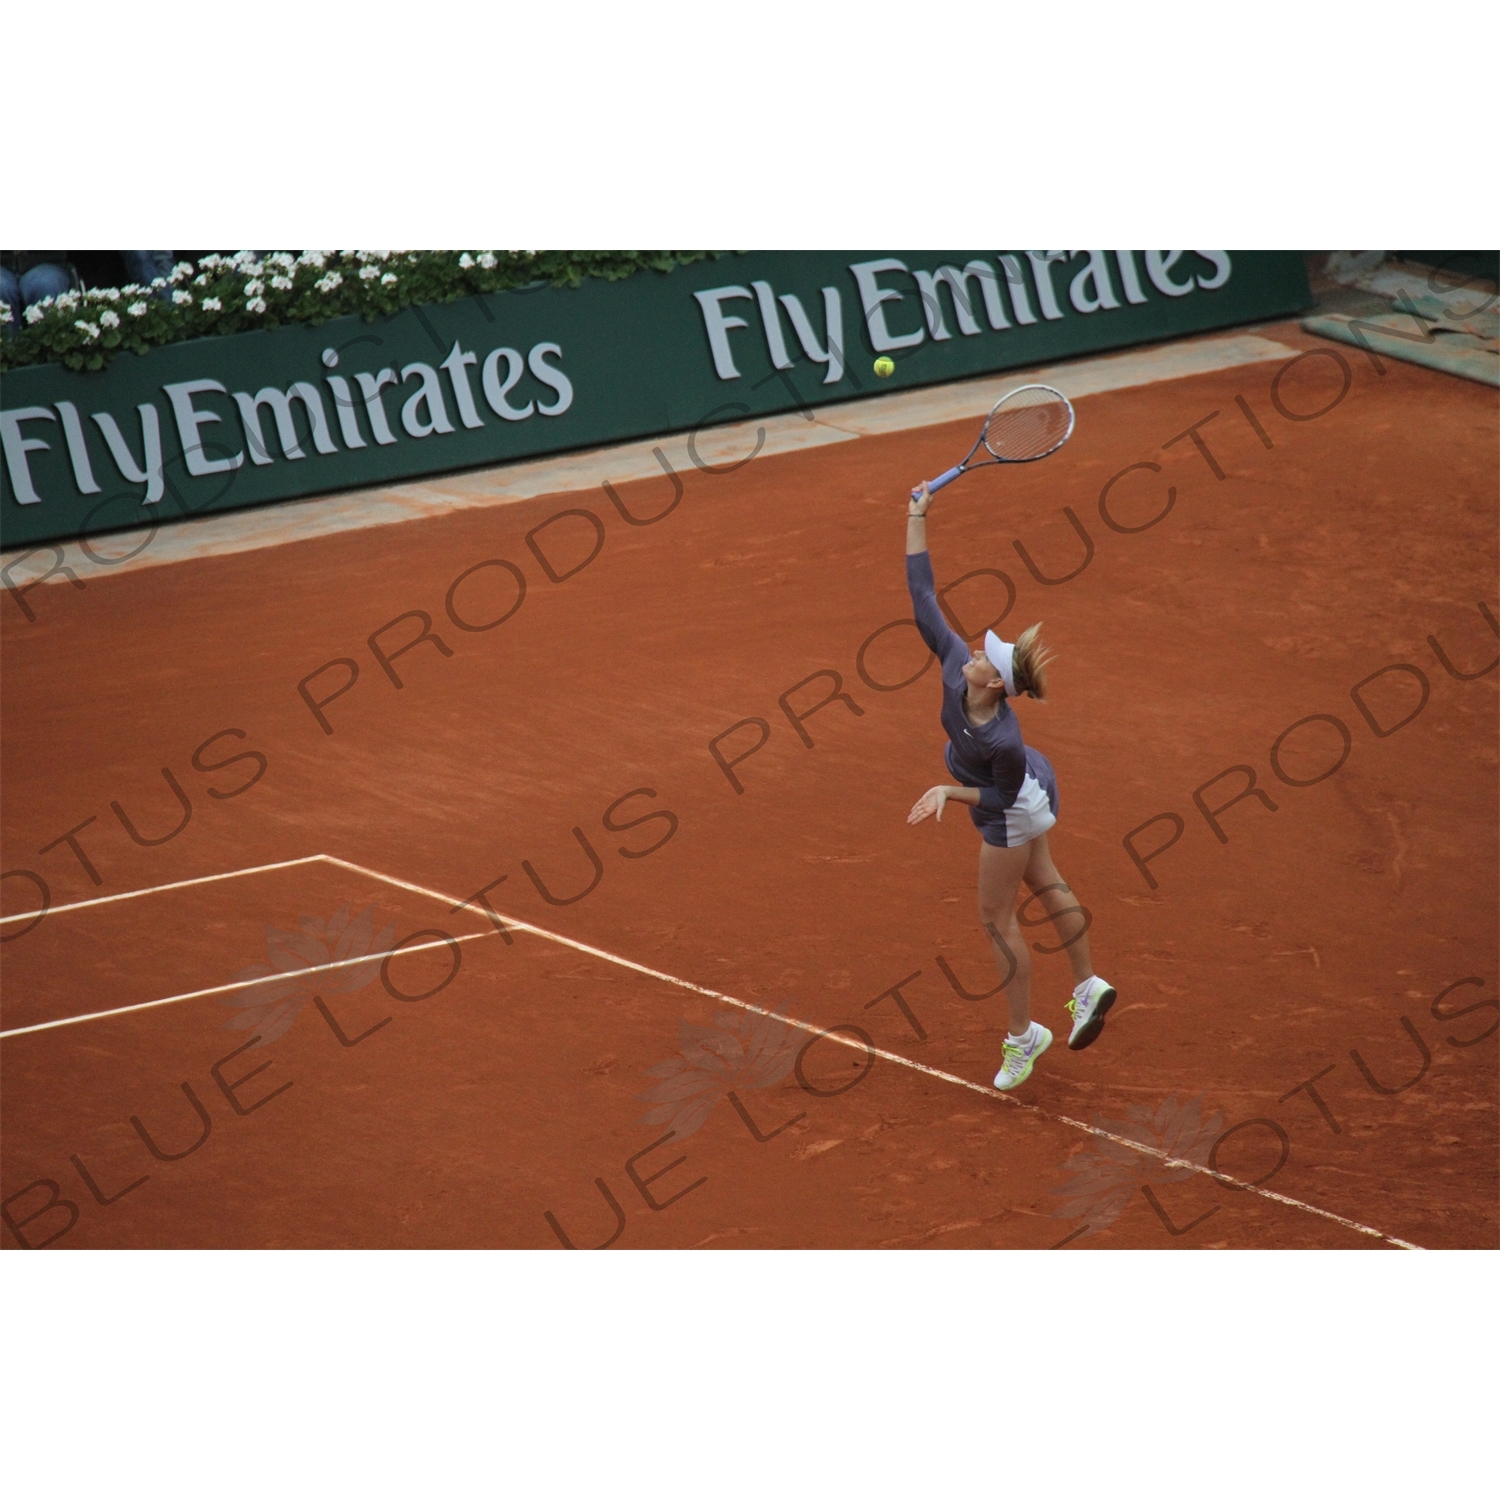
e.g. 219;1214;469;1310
358;265;380;281
271;275;294;291
150;278;167;290
101;310;121;328
380;272;397;285
172;289;194;305
199;254;224;270
194;273;210;287
127;301;148;317
232;250;256;266
202;297;222;311
171;261;195;282
243;279;264;296
23;304;45;324
104;287;121;302
298;251;328;269
268;252;295;269
74;320;101;340
477;252;497;270
246;296;268;314
0;301;10;323
314;272;343;294
458;252;474;269
55;291;80;311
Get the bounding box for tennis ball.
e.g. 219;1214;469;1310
874;356;895;377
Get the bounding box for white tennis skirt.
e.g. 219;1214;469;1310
967;747;1060;848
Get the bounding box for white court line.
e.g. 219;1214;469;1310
0;855;326;927
2;849;1423;1250
0;930;501;1039
322;856;1426;1251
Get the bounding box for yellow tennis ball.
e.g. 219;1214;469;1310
873;356;895;377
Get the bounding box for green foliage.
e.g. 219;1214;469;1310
0;250;722;372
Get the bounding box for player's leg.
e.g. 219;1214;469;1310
1021;834;1117;1051
977;837;1051;1089
1021;834;1094;986
977;838;1032;1030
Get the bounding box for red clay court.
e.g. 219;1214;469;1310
3;318;1496;1250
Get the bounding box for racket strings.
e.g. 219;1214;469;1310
983;388;1073;461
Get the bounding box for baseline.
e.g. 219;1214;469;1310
321;856;1426;1252
4;848;1424;1250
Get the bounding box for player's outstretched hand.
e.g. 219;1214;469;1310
908;785;949;825
908;481;931;515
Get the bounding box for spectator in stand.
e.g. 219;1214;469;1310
2;251;179;332
1;252;75;331
120;251;176;293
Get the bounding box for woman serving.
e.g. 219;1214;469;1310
905;481;1116;1090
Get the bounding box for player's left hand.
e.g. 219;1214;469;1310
908;785;949;825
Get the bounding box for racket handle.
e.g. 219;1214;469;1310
912;466;963;501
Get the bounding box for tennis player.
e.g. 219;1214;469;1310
904;481;1116;1090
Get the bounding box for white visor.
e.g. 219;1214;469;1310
984;629;1017;696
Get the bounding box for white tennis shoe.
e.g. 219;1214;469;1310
1066;977;1117;1051
993;1023;1051;1091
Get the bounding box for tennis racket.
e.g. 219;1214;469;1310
911;384;1075;500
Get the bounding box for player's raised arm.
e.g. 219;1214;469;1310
906;480;931;555
904;483;967;670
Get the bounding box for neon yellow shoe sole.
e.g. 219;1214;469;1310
993;1024;1052;1091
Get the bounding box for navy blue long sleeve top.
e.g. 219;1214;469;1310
906;549;1027;813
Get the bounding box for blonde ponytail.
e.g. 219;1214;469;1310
1011;622;1054;699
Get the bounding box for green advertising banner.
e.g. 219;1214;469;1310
0;251;1311;549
